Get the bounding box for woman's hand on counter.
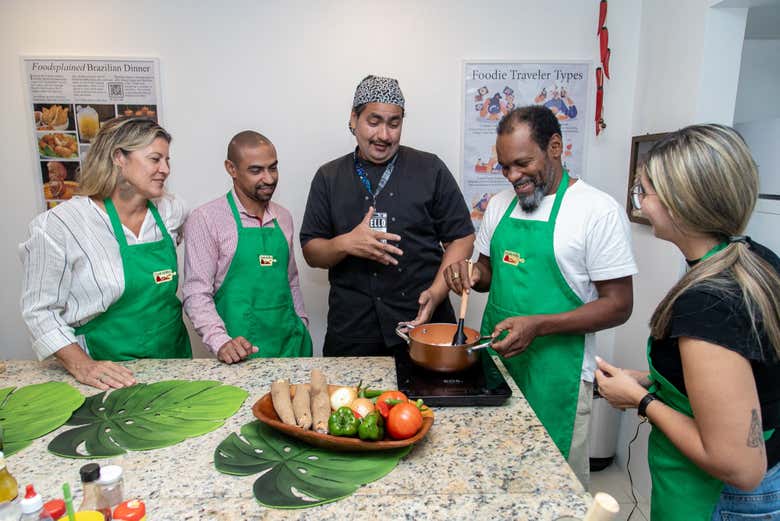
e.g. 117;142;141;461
594;356;647;410
55;343;136;390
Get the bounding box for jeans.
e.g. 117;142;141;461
711;461;780;520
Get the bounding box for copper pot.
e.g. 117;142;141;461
395;323;492;373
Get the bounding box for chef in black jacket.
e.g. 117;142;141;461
300;75;474;356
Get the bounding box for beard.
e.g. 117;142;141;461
515;163;554;212
517;183;547;212
256;183;276;201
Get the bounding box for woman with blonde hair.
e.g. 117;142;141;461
20;117;191;389
596;124;780;520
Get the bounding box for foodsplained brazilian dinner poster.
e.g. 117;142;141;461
22;57;162;211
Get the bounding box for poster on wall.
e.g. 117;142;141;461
462;61;590;231
23;57;161;210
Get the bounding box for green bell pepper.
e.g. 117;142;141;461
358;411;384;441
328;406;360;437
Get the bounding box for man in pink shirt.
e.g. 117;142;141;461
183;131;312;363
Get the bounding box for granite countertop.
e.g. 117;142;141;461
2;357;591;520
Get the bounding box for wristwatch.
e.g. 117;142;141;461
638;393;657;418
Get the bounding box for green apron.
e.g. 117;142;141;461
75;198;191;360
213;192;312;358
481;171;585;458
646;242;774;521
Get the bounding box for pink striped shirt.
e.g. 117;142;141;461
182;189;308;355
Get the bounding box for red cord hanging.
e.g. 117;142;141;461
595;67;605;136
595;0;609;136
597;0;607;35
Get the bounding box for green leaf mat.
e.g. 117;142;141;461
48;380;248;458
214;421;411;509
0;382;84;456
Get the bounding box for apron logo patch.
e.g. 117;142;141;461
258;255;277;266
502;250;525;266
153;269;175;284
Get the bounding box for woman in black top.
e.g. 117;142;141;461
595;124;780;521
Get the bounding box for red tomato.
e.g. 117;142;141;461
375;391;408;419
376;391;407;406
376;399;391;419
386;402;423;440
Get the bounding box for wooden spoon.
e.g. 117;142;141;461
451;261;473;345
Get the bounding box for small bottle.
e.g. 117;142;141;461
97;465;124;509
78;463;112;520
19;484;54;521
0;451;21;521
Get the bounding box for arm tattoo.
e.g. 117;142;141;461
747;409;764;448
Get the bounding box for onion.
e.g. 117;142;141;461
329;386;357;411
350;398;375;418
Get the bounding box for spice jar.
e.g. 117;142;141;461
97;466;124;508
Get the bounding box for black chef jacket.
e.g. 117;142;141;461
300;145;474;355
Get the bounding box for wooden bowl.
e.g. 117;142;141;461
251;384;434;452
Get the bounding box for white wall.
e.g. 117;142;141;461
0;0;643;360
736;118;780;194
734;39;780;123
613;0;748;502
738;118;780;254
734;17;780;296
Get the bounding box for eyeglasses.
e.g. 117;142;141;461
630;182;655;210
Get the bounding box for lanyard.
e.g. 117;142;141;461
353;149;397;206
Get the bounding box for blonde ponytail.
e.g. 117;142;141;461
647;125;780;359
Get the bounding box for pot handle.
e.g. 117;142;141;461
395;323;412;344
467;336;493;353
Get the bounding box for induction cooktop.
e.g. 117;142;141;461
394;346;512;407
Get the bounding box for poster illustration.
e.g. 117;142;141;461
462;62;590;230
23;57;161;209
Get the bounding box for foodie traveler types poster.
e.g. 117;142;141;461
462;62;590;231
23;57;162;209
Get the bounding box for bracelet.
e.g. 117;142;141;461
637;393;657;418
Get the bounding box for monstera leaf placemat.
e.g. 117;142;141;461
48;380;248;458
214;421;411;509
0;382;84;456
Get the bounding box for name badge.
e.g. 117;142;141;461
153;269;175;284
370;211;388;243
369;212;388;233
502;250;525;266
259;255;277;267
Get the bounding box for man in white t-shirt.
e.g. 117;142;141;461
444;105;637;487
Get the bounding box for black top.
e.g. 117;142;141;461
651;239;780;467
300;146;474;352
